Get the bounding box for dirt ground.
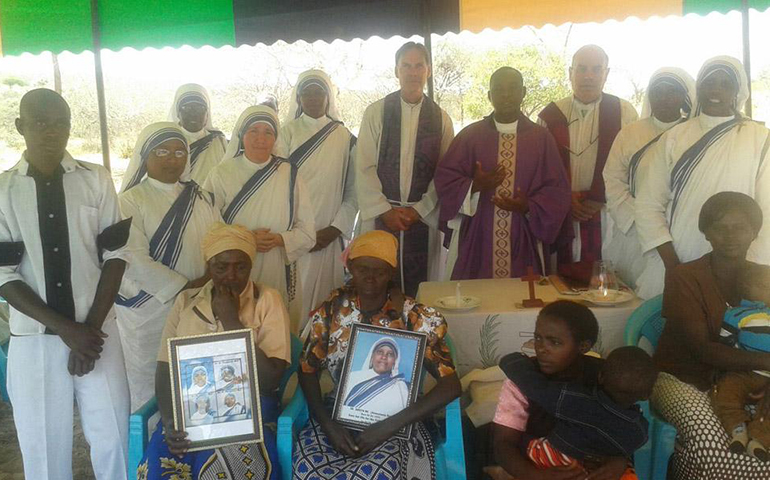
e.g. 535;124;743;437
0;400;96;480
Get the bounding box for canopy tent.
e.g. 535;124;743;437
0;0;461;56
0;0;766;169
2;0;766;55
461;0;770;31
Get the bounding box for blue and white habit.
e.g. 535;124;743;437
116;122;222;410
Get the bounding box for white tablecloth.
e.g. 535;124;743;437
417;278;641;377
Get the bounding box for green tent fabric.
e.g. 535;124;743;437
0;0;767;56
0;0;459;56
0;0;235;56
685;0;770;15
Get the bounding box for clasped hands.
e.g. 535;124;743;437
253;228;284;252
322;418;395;458
473;161;528;214
571;192;603;222
380;206;420;232
60;320;107;377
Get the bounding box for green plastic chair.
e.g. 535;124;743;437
0;339;8;403
624;295;676;480
277;334;466;480
127;334;304;478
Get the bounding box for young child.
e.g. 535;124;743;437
490;301;655;480
712;263;770;461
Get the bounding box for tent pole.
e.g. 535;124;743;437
421;0;434;100
90;0;111;171
742;0;753;117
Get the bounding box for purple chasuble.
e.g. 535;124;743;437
374;91;443;296
434;115;571;280
538;94;621;270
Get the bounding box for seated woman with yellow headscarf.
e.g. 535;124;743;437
293;231;462;480
137;223;291;480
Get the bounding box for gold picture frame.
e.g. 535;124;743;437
168;328;263;451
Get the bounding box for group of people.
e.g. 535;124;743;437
1;37;769;480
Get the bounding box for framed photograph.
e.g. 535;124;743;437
332;324;427;439
168;328;262;451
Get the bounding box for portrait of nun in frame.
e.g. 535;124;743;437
334;324;426;438
342;337;409;415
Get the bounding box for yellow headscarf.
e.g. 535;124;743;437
347;230;398;268
201;222;257;262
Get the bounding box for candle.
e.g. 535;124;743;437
455;282;462;308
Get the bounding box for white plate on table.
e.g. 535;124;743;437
581;289;635;306
434;296;481;312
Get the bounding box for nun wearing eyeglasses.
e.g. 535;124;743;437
277;70;358;329
116;122;222;411
635;56;770;300
341;337;409;418
166;83;227;184
204;106;315;333
602;67;695;290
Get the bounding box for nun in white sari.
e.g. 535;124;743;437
187;365;214;397
602;68;695;289
341;337;409;419
116;122;221;410
204;106;315;333
636;56;770;299
277;70;358;326
165;83;227;185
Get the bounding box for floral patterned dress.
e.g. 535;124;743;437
293;286;456;480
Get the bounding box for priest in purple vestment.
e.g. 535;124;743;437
435;67;571;280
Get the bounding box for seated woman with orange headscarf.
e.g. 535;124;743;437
137;223;291;480
293;230;462;480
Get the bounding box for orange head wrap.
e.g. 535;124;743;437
347;230;398;268
201;222;257;262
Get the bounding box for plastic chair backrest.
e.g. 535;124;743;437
278;334;304;398
624;295;665;349
0;340;8;403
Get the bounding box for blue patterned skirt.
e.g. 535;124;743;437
137;395;280;480
292;416;435;480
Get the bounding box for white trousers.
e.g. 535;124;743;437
116;302;168;412
7;317;129;480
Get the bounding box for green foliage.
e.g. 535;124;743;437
462;45;571;120
430;40;571;125
0;39;573;171
1;76;28;88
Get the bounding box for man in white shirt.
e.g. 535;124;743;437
0;89;131;479
538;45;638;278
356;42;454;296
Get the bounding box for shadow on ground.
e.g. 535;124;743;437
0;400;96;479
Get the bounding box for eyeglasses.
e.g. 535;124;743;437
563;133;599;157
563;107;599;157
152;148;186;159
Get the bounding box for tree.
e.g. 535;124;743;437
431;40;472;124
462;44;571;121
